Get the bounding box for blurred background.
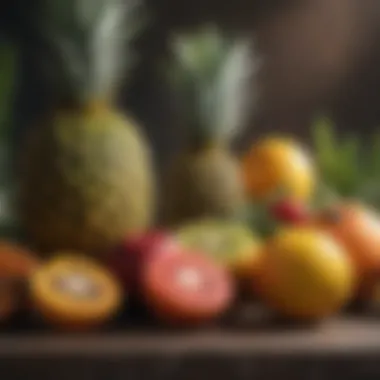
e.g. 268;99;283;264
1;0;380;171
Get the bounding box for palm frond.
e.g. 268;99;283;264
312;117;380;210
312;116;361;197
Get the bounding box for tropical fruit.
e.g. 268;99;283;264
0;242;39;321
142;251;234;326
30;254;122;330
107;230;180;294
242;137;316;202
162;26;258;226
256;227;355;321
19;0;155;256
316;202;380;298
175;218;262;281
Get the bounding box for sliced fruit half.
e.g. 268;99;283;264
142;252;234;326
30;254;122;330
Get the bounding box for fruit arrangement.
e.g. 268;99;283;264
1;0;380;333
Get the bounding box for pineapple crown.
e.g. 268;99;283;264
168;25;260;146
30;0;146;105
312;116;380;209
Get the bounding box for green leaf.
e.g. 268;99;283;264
337;135;360;195
311;181;341;210
312;117;340;186
312;116;364;197
312;116;337;165
366;132;380;178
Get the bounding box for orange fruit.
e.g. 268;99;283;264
316;202;380;298
256;227;355;321
30;254;122;331
242;137;315;201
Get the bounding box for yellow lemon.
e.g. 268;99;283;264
256;227;355;320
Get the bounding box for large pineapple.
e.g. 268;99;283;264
19;0;155;255
162;27;259;226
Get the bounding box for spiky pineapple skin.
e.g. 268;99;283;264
20;106;155;256
163;145;244;226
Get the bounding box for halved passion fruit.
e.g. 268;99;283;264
142;251;234;326
0;241;39;321
30;254;122;330
175;219;262;281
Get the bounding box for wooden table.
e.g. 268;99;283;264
1;316;380;380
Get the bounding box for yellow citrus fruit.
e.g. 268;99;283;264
256;227;355;320
242;137;315;201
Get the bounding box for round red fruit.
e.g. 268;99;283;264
108;231;179;294
142;252;234;326
271;199;311;224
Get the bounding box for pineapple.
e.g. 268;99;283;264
162;26;259;226
19;0;155;256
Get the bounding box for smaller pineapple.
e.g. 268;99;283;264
162;26;259;226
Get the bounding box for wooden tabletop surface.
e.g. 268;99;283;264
0;316;380;358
